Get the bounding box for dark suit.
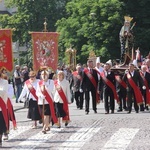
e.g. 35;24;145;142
140;71;150;110
100;70;116;113
123;70;144;113
71;70;84;109
81;68;98;113
116;75;127;111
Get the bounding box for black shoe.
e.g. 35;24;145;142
94;110;97;114
39;119;43;124
136;111;139;113
111;110;114;114
117;109;122;112
80;108;83;110
65;122;68;127
105;111;109;114
124;108;128;111
145;106;149;111
127;111;131;114
85;111;89;115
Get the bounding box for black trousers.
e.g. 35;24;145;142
74;91;84;109
85;89;97;112
103;89;114;112
127;91;139;112
118;90;127;110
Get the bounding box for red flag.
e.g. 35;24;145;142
0;29;13;72
31;32;59;71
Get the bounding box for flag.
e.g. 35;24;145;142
31;32;59;71
0;29;13;72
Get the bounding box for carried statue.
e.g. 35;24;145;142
119;16;135;62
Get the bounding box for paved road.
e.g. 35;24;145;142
1;99;150;150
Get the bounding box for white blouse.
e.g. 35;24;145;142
54;79;71;104
36;79;55;105
18;79;40;102
0;78;8;111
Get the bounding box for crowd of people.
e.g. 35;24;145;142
0;55;150;147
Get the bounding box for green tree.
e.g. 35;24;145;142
56;0;124;64
0;0;69;66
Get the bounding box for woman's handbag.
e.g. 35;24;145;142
24;93;30;108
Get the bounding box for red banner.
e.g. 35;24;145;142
31;32;59;71
0;29;13;72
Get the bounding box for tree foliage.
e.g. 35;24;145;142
56;0;124;63
0;0;150;66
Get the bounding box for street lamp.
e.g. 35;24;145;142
90;13;96;51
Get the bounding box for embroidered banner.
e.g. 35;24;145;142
0;29;13;72
31;32;59;71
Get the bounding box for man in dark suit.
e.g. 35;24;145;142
140;65;150;111
123;63;145;113
81;60;98;114
71;64;84;109
116;74;127;112
99;61;116;114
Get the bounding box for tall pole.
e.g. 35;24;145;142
42;18;48;127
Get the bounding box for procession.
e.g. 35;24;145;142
0;14;150;149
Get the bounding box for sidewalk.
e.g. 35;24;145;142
12;98;25;112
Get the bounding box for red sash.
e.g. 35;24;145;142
140;72;150;105
54;80;70;122
25;80;38;100
0;97;8;130
115;75;127;89
7;98;17;129
84;68;100;103
127;73;143;104
72;71;82;81
99;71;120;103
39;80;58;124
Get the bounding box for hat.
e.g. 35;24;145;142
124;16;133;23
96;57;100;64
106;60;112;66
29;71;36;77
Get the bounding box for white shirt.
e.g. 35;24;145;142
18;79;40;102
0;78;8;111
54;79;71;103
36;79;54;105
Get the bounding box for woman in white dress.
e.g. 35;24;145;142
0;71;9;147
54;71;72;128
18;71;41;129
36;70;58;134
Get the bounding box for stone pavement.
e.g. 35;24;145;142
12;98;25;112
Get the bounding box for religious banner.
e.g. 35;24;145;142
0;29;13;72
31;32;59;71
